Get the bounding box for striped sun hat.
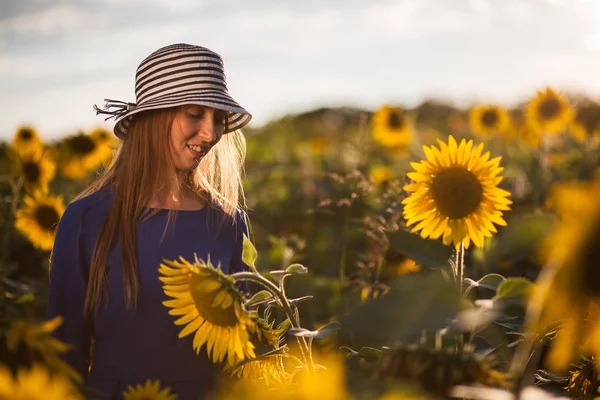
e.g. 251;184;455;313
94;43;252;139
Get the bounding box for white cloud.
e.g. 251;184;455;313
585;31;600;52
0;5;108;37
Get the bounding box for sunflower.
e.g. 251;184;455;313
514;121;542;148
0;363;82;400
17;149;56;193
229;317;287;384
570;101;600;143
531;175;600;373
90;127;116;145
525;87;574;134
565;358;598;399
59;131;113;179
159;256;256;368
309;137;330;155
14;190;65;251
5;316;81;383
0;143;19;176
469;105;512;138
371;105;413;149
122;379;177;400
402;135;511;249
12;125;43;157
0;364;16;399
369;165;393;185
225;354;353;400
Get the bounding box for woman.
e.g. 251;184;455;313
47;43;252;400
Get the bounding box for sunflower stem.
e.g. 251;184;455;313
2;176;23;260
232;271;314;371
454;241;465;353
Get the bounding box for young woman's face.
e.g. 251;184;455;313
169;105;227;171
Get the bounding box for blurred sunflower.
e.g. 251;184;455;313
160;256;256;368
525;87;574;134
90;127;117;147
14;190;65;251
309;137;330;155
0;365;16;398
514;121;542;148
17;149;56;193
371;105;413;149
390;258;421;276
59;131;113;179
531;175;600;373
403;135;511;249
570;101;600;143
447;111;467;134
369;165;393;185
0;143;19;176
12;125;43;157
122;379;177;400
229;317;287;384
469;105;512;138
0;363;82;399
227;354;352;400
5;316;81;382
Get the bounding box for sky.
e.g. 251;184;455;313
1;0;599;140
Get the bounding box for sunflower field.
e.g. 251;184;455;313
1;87;600;399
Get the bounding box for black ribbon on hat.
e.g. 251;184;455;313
93;99;137;121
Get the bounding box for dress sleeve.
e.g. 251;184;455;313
229;209;250;292
46;203;92;384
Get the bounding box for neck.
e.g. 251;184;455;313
147;179;205;210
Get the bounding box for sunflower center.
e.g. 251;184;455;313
388;112;404;130
538;98;560;120
190;273;239;327
18;129;33;141
481;110;498;127
576;104;600;134
34;205;60;231
68;135;96;155
431;167;483;219
22;161;41;183
579;218;600;295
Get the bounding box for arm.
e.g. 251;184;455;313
46;203;92;384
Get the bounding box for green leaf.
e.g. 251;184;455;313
493;277;533;308
15;292;35;303
288;295;313;306
245;290;273;307
358;346;383;360
495;278;532;299
386;229;453;269
285;263;308;275
276;319;291;333
241;234;257;268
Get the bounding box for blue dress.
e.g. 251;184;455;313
46;188;249;400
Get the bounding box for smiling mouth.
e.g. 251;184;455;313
187;144;207;158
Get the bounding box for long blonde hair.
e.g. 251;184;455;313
76;108;247;315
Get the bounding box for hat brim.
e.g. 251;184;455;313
113;90;252;139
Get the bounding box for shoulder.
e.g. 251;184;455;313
60;187;113;228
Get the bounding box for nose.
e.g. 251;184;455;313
197;112;216;145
